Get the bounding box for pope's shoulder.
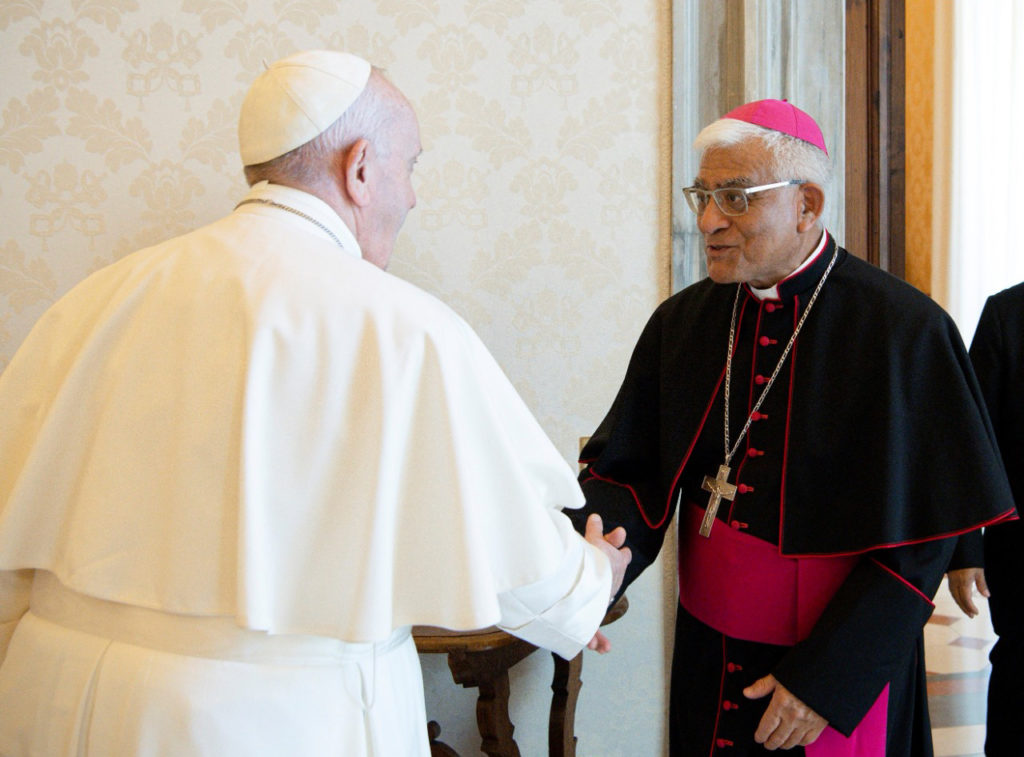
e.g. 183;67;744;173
38;217;474;348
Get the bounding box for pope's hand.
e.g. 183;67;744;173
744;675;827;750
587;630;611;654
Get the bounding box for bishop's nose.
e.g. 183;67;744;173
697;200;731;235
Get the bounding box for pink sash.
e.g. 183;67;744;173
678;503;887;756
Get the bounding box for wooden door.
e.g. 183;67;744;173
846;0;906;277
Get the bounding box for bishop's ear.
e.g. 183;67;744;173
796;182;825;231
342;138;373;207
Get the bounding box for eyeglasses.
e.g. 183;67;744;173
682;180;805;217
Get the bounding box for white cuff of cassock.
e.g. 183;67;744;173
495;530;612;660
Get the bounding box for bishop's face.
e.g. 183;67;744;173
694;139;811;288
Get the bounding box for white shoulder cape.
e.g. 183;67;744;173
0;185;609;651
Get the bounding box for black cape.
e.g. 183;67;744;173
576;240;1013;566
949;282;1024;754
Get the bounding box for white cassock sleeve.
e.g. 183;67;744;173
495;516;612;659
417;309;612;659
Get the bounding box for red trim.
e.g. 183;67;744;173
778;292;801;549
776;231;828;288
708;635;728;757
746;296;762;416
663;366;730;531
580;468;652;525
727;294;757;523
731;454;751;524
584;290;756;531
779;507;1019;558
729;442;752;524
870;557;934;606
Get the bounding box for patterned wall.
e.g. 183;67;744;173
0;0;669;464
1;1;672;754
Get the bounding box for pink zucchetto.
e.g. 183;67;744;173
238;50;372;166
721;99;828;155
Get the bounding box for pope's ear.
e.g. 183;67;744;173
342;138;372;208
796;182;825;231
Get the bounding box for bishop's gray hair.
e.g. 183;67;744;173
244;67;402;187
693;118;834;193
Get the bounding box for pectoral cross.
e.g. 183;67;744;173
699;464;737;537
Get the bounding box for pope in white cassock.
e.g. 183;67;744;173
0;50;631;756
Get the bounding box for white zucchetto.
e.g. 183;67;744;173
238;50;372;166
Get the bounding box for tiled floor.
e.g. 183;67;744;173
926;578;995;757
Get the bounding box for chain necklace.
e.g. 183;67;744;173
697;249;838;537
235;198;347;252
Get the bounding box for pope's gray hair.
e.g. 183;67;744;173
694;118;833;192
244;67;400;186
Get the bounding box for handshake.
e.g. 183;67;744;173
582;513;631;654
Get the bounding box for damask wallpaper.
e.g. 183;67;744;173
1;1;672;754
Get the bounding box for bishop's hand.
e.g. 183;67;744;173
947;567;989;618
583;513;631;606
744;674;827;750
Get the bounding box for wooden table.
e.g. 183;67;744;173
414;596;628;757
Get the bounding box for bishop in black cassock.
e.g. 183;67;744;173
569;99;1015;756
947;281;1024;756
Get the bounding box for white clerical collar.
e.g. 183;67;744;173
236;181;363;260
748;229;829;301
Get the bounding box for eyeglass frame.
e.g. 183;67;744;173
681;180;806;217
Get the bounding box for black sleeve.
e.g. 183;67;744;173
948;296;1017;575
969;293;1022;508
566;312;674;600
969;291;1024;635
771;536;954;735
948;529;984;571
968;296;1006;441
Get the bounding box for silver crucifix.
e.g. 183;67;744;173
699;464;737;537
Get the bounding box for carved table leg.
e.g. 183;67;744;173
474;667;521;757
426;721;461;756
549;651;583;757
443;641;534;757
